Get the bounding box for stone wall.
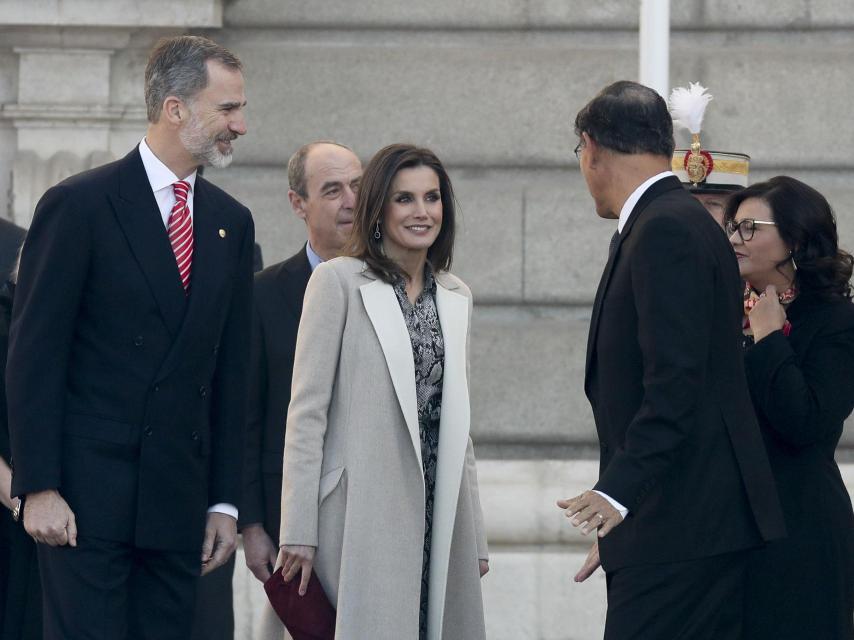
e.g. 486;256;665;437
1;2;853;638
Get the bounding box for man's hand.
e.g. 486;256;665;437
574;541;601;583
557;490;623;538
201;512;238;576
24;489;77;547
242;523;277;582
277;544;316;596
749;284;788;342
479;559;489;578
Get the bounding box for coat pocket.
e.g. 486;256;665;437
319;466;345;504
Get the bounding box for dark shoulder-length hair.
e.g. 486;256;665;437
723;176;854;300
346;143;457;283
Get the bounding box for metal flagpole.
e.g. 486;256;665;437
639;0;670;97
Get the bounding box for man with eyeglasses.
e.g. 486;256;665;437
558;81;785;639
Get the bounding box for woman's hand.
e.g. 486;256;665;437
479;559;489;578
277;544;316;596
749;284;788;342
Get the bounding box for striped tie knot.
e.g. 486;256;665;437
169;180;194;293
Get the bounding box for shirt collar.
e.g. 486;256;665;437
616;170;674;233
305;241;323;272
138;137;197;194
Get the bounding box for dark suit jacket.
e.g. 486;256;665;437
7;147;254;552
585;175;785;572
240;248;311;541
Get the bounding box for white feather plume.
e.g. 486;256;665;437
669;83;713;135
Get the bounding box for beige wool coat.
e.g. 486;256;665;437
280;257;488;640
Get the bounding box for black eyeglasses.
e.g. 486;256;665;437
574;142;585;159
725;218;777;242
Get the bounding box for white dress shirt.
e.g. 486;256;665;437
593;170;675;519
138;138;237;521
305;241;323;272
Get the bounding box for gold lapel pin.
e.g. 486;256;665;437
218;229;226;238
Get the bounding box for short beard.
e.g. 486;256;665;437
179;109;235;169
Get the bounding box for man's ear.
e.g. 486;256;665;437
161;96;186;126
582;132;600;166
288;189;307;221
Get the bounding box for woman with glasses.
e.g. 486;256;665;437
725;176;854;639
277;144;488;640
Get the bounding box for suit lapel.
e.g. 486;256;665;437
154;178;229;382
359;278;423;471
276;247;312;320
109;148;186;338
584;176;684;391
428;280;471;640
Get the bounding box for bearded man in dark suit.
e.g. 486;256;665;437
7;36;253;640
557;81;785;639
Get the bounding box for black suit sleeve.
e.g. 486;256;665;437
7;186;90;497
239;290;267;528
594;216;715;511
208;210;254;507
745;320;854;448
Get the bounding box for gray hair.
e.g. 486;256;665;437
144;36;242;123
287;140;354;198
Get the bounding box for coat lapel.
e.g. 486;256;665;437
584;176;684;393
359;278;423;472
109;148;186;338
154;178;229;382
428;278;471;640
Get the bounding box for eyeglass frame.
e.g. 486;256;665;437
725;218;777;242
573;141;585;159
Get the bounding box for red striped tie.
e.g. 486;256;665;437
169;180;193;293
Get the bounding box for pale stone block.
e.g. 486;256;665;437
477;460;601;545
481;548;607;640
523;169;610;303
16;48;112;105
214;30;637;167
0;0;221;28
470;305;594;444
224;0;699;29
16;125;111;157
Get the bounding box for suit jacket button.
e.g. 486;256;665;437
191;431;199;440
199;386;207;398
133;335;144;347
212;344;219;355
153;385;159;393
144;426;153;436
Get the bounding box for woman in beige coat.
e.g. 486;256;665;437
277;144;488;640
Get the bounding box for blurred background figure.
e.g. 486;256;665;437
670;83;750;227
726;176;854;640
0;233;40;640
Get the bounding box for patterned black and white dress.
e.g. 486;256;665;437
392;265;444;640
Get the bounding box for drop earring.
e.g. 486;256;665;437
790;252;798;271
374;222;382;240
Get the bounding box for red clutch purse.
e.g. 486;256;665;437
263;566;336;640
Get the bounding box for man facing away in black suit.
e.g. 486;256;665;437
240;141;361;639
7;36;253;640
556;81;785;639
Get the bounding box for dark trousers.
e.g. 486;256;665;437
190;554;234;640
38;535;199;640
604;550;748;640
